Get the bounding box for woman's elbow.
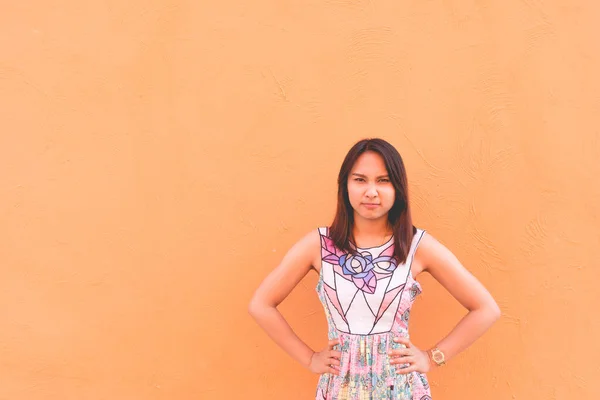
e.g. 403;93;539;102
488;301;501;321
248;296;271;319
248;297;261;318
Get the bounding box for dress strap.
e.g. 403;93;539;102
407;228;426;264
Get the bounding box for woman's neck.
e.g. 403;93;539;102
352;215;393;247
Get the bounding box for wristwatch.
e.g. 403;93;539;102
429;347;446;366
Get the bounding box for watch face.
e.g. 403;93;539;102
433;351;444;363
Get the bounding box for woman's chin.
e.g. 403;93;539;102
355;211;388;221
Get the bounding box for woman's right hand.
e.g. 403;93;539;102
309;339;342;375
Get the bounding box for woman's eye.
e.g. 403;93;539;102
379;179;390;183
355;178;364;182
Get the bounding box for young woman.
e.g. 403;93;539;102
249;138;501;399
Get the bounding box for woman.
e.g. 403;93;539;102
249;138;500;399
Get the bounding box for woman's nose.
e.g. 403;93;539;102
365;184;378;197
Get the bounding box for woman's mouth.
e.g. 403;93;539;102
362;203;380;209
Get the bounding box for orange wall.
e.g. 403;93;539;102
1;1;599;399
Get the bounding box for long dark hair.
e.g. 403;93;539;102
329;138;416;264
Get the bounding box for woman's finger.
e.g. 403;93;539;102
388;348;411;357
390;356;414;365
329;350;342;359
395;364;417;374
328;357;341;366
328;366;339;375
328;339;340;350
393;337;411;347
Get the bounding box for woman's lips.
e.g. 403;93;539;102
362;203;380;209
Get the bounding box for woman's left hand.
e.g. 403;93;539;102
388;337;431;374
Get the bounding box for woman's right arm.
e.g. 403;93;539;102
248;229;340;375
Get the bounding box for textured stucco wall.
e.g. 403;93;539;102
1;1;599;399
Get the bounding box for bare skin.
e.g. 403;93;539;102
248;151;501;377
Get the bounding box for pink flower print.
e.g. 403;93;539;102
339;253;378;294
320;233;398;294
320;235;345;265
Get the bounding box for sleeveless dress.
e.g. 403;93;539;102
315;227;432;400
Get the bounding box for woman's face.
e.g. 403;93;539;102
347;151;396;222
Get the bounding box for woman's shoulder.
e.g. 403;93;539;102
292;226;327;252
413;227;436;253
293;227;327;270
413;229;457;270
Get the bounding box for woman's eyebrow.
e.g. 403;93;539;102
351;173;389;178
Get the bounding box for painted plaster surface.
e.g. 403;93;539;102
1;1;599;399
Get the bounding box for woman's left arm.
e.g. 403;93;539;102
416;232;501;366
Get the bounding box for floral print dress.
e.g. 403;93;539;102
315;227;432;400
